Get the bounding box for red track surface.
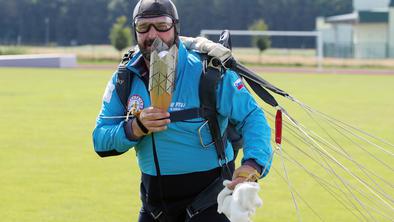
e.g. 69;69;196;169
250;67;394;75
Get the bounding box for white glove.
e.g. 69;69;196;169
217;180;263;222
180;36;232;62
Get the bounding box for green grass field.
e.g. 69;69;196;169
0;67;393;222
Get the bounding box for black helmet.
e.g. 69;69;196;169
133;0;180;35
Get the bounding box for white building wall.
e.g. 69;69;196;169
354;0;390;10
353;23;388;58
318;22;353;58
333;24;353;44
389;8;394;57
321;28;335;43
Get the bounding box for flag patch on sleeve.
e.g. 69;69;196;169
233;78;244;90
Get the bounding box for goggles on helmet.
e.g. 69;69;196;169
134;16;174;34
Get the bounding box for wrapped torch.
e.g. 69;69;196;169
149;38;178;111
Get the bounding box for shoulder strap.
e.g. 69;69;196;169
199;56;232;179
95;50;135;158
199;55;244;156
116;49;135;111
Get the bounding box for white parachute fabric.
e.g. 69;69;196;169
180;36;232;62
217;180;263;222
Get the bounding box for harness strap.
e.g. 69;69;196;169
116;64;133;111
184;160;235;220
168;106;219;122
199;57;232;179
140;182;167;222
150;133;169;221
169;108;203;122
186;176;224;219
244;77;278;107
116;49;135;111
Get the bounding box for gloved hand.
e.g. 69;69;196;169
217;180;263;222
227;164;261;190
180;36;232;62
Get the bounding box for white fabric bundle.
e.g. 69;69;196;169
217;180;263;222
180;36;232;62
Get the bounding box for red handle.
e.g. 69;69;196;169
275;109;282;145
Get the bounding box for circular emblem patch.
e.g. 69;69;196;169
127;95;144;115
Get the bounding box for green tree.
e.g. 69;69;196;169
249;19;271;62
0;0;352;46
109;16;132;53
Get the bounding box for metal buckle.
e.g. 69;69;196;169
150;211;163;220
186;207;199;219
198;120;214;148
125;109;141;121
125;110;132;121
207;57;222;72
218;157;229;167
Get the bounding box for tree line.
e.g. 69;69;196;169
0;0;351;47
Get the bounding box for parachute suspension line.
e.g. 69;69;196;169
306;128;394;204
266;106;394;194
269;108;394;220
270;167;326;222
271;109;386;217
240;62;393;152
311;112;394;171
274;107;388;201
272;108;394;193
315;153;379;222
270;113;374;221
317;110;394;148
300;108;394;198
267;106;302;221
280;110;394;214
232;58;393;154
260;145;275;179
232;48;394;220
275;138;369;222
297;117;394;220
294;105;394;192
276;143;302;222
267;128;357;221
296;98;394;148
280;145;394;222
292;99;394;156
265;110;391;221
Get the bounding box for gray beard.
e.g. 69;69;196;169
140;48;151;61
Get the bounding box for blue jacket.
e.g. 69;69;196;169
93;40;272;177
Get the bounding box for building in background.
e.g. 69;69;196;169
317;0;394;58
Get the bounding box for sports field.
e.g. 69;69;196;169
0;67;393;221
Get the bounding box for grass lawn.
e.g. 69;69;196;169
0;67;393;222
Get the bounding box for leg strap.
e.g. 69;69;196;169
185;176;224;220
140;183;167;222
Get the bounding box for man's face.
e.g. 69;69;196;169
135;16;176;61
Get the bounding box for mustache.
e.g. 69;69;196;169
144;39;156;48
